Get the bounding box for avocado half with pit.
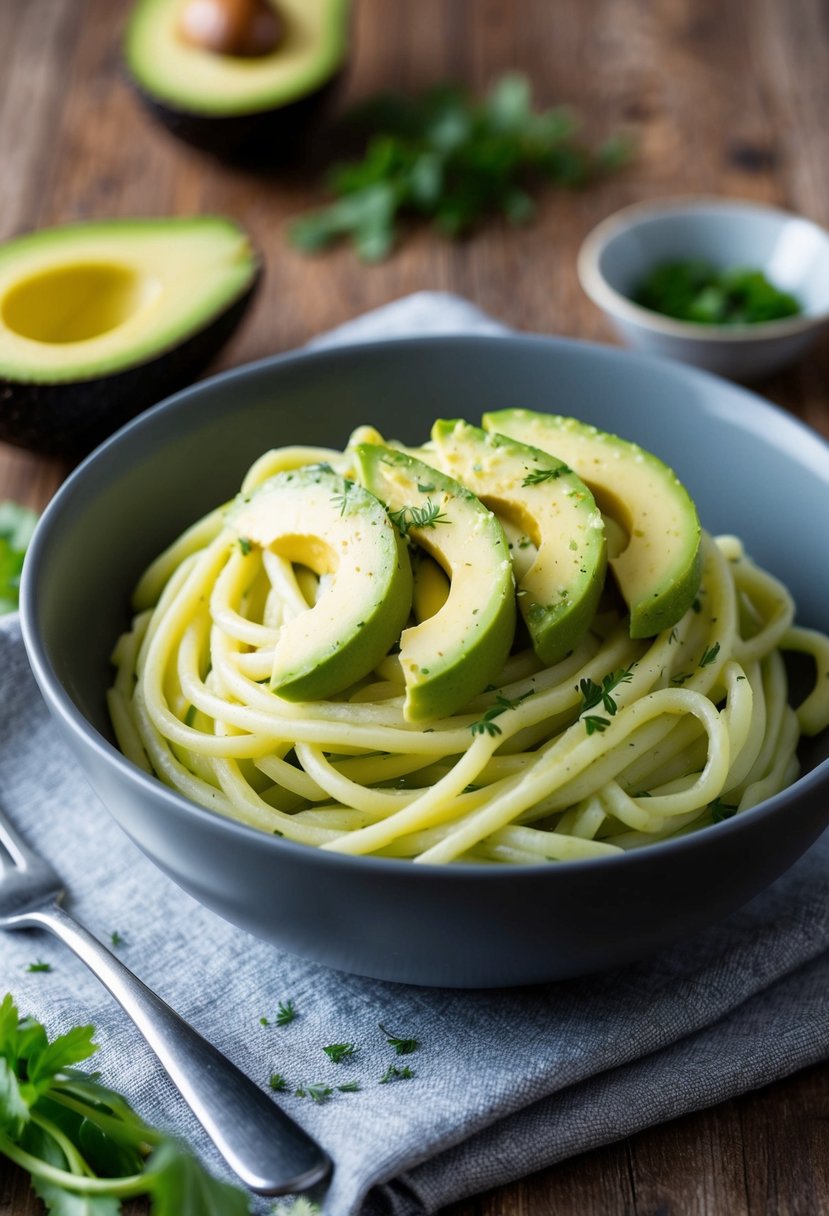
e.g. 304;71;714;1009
0;216;259;456
124;0;350;160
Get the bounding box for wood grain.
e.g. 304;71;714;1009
1;0;829;1212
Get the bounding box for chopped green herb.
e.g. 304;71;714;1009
379;1064;415;1083
417;482;435;493
109;931;125;948
238;536;252;556
289;74;629;261
337;1080;361;1093
633;260;801;326
469;689;534;737
269;1072;289;1092
276;999;297;1026
379;1023;420;1055
323;1042;358;1064
671;672;692;686
521;464;572;486
331;478;357;516
579;668;633;717
583;714;610;735
0;994;248;1213
387;498;449;537
699;642;721;668
25;961;52;974
304;1083;334;1105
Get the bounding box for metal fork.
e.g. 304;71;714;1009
0;802;331;1197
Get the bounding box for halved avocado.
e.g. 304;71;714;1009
483;409;701;637
0;216;259;455
355;443;516;722
124;0;350;160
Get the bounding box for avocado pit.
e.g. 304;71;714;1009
1;263;161;345
176;0;283;58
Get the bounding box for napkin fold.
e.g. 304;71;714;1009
2;292;829;1216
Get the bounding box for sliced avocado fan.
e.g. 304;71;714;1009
429;418;607;665
228;465;412;701
355;444;516;722
483;409;701;638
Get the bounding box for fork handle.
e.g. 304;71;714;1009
23;903;331;1197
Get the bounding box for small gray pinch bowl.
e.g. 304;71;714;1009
578;198;829;379
20;335;829;987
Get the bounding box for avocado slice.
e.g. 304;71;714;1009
355;444;516;722
0;216;259;455
228;464;413;701
124;0;349;159
429;419;607;664
483;410;701;638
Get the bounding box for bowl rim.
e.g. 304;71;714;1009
577;195;829;343
19;330;829;881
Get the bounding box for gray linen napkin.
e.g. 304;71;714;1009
2;292;829;1216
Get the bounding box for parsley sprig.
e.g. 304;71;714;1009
0;503;38;614
469;689;534;738
289;74;629;261
387;499;449;537
0;993;247;1214
379;1024;420;1055
578;668;633;735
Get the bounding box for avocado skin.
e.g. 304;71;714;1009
133;73;342;163
0;278;258;458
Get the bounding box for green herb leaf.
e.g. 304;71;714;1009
633;260;801;326
469;689;533;738
387;498;449;538
238;537;252;556
322;1042;357;1064
379;1024;419;1055
584;714;610;735
275;1000;297;1027
699;643;721;668
521;464;572;486
26;961;52;974
269;1073;289;1092
379;1064;415;1083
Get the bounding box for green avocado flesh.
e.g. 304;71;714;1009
228;466;413;701
429;419;607;665
355;444;516;722
483;409;701;638
125;0;349;116
0;217;257;384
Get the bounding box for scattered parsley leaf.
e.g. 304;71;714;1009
469;689;534;738
699;642;721;668
238;536;252;556
323;1042;357;1064
583;714;610;735
109;931;125;948
268;1073;289;1092
330;479;357;516
379;1064;415;1083
25;962;52;974
634;260;801;326
304;1084;334;1105
275;1000;297;1027
579;668;633;717
379;1024;419;1055
337;1080;361;1093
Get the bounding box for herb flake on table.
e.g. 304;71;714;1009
289;73;630;261
379;1023;420;1055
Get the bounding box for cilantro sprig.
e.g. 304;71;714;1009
521;464;572;486
578;668;633;735
289;74;630;261
0;993;248;1214
0;503;38;614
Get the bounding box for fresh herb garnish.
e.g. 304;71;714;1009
0;502;38;614
379;1024;420;1055
337;1080;361;1093
323;1042;358;1064
238;536;252;556
469;689;534;737
297;1083;334;1105
25;961;52;974
331;479;357;516
289;74;629;261
633;260;801;326
275;999;297;1027
0;994;248;1213
579;668;633;717
110;931;125;948
387;498;449;537
521;464;572;486
269;1072;289;1092
699;642;721;668
379;1064;415;1083
583;714;610;735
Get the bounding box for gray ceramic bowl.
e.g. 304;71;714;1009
578;198;829;379
20;335;829;987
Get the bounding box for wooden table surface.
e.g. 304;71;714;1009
2;0;829;1212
